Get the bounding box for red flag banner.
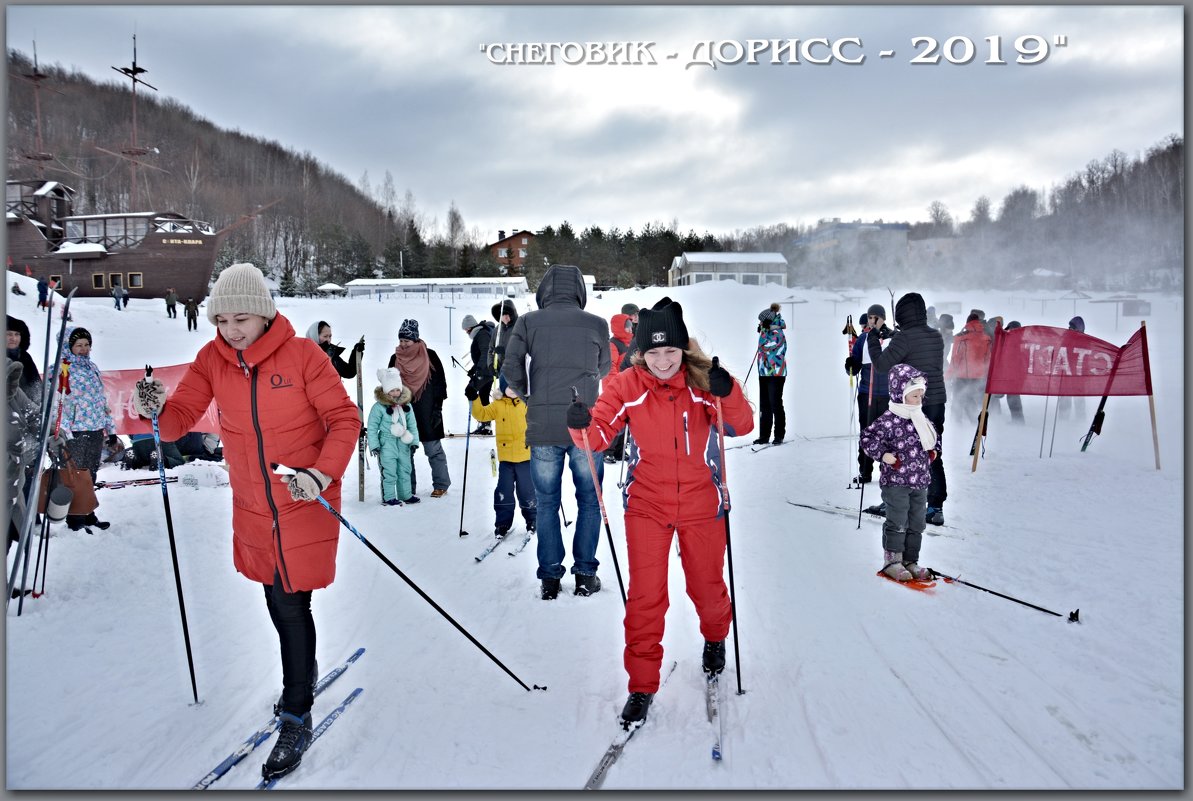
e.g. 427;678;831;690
101;364;220;436
984;325;1151;397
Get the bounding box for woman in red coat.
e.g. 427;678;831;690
566;297;753;729
132;263;360;781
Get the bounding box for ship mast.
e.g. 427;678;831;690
20;42;57;178
111;33;157;208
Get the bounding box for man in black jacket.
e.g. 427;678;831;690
462;314;496;434
867;292;948;525
503;264;611;600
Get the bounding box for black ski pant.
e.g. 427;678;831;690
923;402;947;509
757;375;786;442
856;393;890;482
186;315;198;331
65;430;104;483
263;570;316;717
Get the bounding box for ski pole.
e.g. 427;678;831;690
273;465;541;692
450;356;478;536
146;366;200;704
457;397;473;537
742;348;760;388
559;505;572;529
711;359;745;695
10;288;77;612
927;568;1079;622
571;386;627;607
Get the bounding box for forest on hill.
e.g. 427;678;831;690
6;49;1182;293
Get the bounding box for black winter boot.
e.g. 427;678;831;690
620;692;654;729
702;640;726;676
574;574;602;596
85;513;110;531
540;578;561;600
262;711;313;780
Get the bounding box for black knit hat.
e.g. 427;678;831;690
398;319;420;342
68;327;91;348
867;303;886;320
635;297;689;353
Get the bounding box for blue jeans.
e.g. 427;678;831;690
531;444;603;581
495;460;536;530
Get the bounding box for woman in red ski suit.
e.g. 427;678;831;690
132;263;360;780
567;297;753;728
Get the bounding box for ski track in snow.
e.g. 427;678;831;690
4;278;1183;790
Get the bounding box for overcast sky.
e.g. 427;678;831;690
6;3;1184;244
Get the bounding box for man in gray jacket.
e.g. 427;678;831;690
867;292;948;525
503;264;611;600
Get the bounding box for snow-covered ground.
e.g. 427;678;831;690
5;272;1183;790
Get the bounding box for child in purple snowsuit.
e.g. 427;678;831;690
860;363;939;582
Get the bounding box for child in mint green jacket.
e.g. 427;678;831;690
367;367;420;505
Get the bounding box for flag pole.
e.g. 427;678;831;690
972;321;1002;473
1140;321;1160;470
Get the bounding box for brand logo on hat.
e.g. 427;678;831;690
651;331;666;344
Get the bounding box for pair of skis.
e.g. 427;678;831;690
473;527;533;562
96;476;179;490
191;647;365;790
585;661;725;790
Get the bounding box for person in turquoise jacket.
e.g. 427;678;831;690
367;367;420;505
754;303;788;445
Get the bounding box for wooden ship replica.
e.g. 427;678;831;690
7;39;230;302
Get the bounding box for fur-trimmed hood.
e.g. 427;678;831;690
374;385;412;408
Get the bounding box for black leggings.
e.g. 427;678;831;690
757;376;786;441
263;571;316;716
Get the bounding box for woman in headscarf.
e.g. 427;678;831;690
387;319;451;497
305;320;363;379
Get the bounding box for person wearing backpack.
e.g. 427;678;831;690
944;312;992;424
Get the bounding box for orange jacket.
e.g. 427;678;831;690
157;314;360;592
946;318;993;381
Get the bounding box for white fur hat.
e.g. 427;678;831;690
377;367;404;394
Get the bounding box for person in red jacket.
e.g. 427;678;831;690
131;263;360;782
566;297;753;730
944;312;992;423
603;304;639;464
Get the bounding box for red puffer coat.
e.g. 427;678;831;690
571;363;754;524
156;314;360;592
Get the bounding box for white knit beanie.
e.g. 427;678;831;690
377;367;404;394
206;263;277;324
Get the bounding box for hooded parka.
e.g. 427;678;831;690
155;313;360;592
503;264;610;446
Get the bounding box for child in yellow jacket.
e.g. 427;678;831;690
466;374;537;537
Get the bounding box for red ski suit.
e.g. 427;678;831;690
155;313;360;593
571;363;754;692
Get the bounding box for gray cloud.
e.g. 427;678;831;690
7;4;1182;242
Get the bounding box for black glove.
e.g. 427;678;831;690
707;358;733;398
353;337;365;355
464;382;479;402
567;399;592;430
845;356;861;376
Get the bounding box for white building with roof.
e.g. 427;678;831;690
344;276;529;300
667;252;788;287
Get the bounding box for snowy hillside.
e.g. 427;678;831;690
5;273;1183;790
